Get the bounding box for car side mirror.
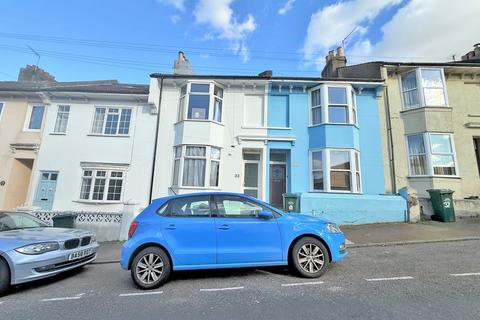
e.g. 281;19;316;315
258;210;273;219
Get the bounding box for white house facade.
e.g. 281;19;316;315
149;75;272;201
25;82;157;212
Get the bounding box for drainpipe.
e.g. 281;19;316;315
383;83;397;194
148;77;164;204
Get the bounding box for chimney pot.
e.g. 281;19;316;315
337;47;344;57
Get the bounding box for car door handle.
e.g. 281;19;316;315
218;224;230;230
165;224;176;230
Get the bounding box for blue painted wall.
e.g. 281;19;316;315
266;83;405;224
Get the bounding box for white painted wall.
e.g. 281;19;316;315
27;96;156;212
150;78;269;201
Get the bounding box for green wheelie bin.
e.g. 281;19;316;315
427;189;456;222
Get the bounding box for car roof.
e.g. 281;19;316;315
153;192;253;202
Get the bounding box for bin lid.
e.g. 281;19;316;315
53;213;79;218
282;193;301;197
426;189;454;194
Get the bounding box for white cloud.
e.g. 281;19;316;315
157;0;185;11
302;0;402;67
194;0;257;62
170;14;181;24
348;0;480;64
303;0;480;70
278;0;295;15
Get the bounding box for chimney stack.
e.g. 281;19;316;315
173;51;195;75
321;47;347;78
18;65;56;82
461;43;480;62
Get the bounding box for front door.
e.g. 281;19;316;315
159;195;216;266
33;171;58;210
474;137;480;176
213;195;283;264
243;152;261;198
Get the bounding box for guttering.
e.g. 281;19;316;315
148;77;164;204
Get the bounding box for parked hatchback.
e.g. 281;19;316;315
121;192;347;289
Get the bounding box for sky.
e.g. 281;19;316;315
0;0;479;84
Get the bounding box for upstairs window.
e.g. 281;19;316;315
309;85;356;125
406;133;457;176
178;82;224;123
91;107;132;135
400;68;447;110
0;102;4;121
53;105;70;133
26;105;45;130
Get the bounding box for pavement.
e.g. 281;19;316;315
93;217;480;264
3;240;480;320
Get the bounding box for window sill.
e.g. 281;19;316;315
172;186;222;190
407;175;461;179
400;106;451;113
241;126;267;130
175;119;225;127
308;190;362;194
267;127;292;130
50;132;67;136
86;134;130;138
73;200;123;204
308;123;359;129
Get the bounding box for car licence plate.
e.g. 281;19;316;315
68;248;94;261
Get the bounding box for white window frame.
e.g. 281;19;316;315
399;68;449;110
178;81;224;124
172;145;222;189
309;148;361;193
308;84;357;126
53;105;70;134
90;106;132;136
23;104;45;132
0;101;4;122
405;132;459;177
78;167;126;203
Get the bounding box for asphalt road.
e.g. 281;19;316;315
1;240;480;320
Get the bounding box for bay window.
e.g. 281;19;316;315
310;149;361;193
79;168;125;202
400;68;448;109
173;145;221;188
178;82;224;123
309;85;356;125
406;133;458;176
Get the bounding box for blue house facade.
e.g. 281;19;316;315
265;80;406;225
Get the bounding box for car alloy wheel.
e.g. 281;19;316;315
131;247;171;289
291;237;330;278
135;253;164;285
298;244;325;273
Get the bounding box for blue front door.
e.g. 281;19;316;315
160;195;216;266
33;171;58;210
213;195;283;264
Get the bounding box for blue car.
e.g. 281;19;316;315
121;192;347;289
0;211;98;296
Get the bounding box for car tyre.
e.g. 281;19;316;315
291;237;330;278
131;247;171;290
0;258;10;297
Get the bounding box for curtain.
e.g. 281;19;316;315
183;159;206;186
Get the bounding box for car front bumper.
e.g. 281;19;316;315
8;243;99;285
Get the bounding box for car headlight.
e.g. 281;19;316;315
90;234;97;244
15;242;60;255
325;222;342;233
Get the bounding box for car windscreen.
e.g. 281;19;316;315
0;212;48;231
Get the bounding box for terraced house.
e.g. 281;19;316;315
149;52;406;225
0;66;156;213
330;44;480;218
